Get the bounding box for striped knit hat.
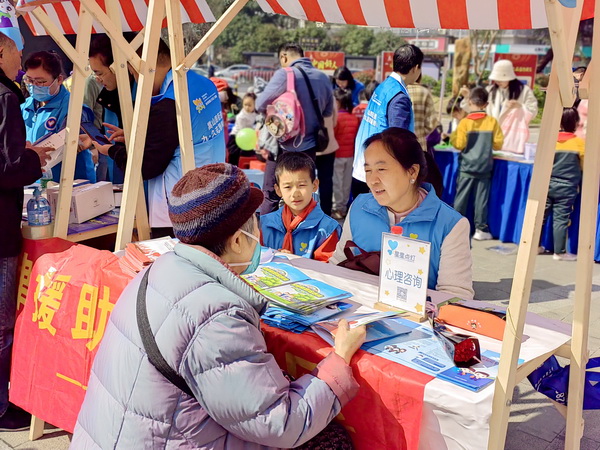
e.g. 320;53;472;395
168;164;263;246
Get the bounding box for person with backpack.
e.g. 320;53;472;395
256;42;334;215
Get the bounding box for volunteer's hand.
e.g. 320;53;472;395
27;145;54;167
278;249;292;254
334;319;366;364
79;134;93;150
260;149;270;160
103;123;125;143
93;141;112;156
507;100;521;109
459;85;470;98
89;147;99;165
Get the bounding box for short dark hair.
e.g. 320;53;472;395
274;152;316;184
278;42;304;58
333;66;356;90
334;88;353;112
363;80;379;101
363;128;428;185
243;92;256;102
24;51;64;79
446;96;464;114
136;38;171;65
469;87;489;108
393;44;424;75
89;34;113;67
561;107;579;133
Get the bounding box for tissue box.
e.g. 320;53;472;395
47;182;115;224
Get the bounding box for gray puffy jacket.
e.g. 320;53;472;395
71;244;358;449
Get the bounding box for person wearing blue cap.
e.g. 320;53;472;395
0;31;54;431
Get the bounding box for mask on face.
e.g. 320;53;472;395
229;230;261;275
27;78;58;102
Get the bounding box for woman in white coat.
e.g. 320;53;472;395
462;59;538;154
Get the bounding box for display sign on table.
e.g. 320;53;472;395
378;233;430;319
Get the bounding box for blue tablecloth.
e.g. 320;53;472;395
434;148;600;260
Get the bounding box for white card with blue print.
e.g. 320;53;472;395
378;233;430;316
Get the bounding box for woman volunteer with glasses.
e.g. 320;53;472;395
21;51;96;182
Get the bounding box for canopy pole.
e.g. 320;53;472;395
52;4;93;239
105;0;150;241
166;0;195;174
564;0;600;446
115;0;165;250
487;1;582;448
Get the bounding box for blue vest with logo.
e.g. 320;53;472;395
353;74;414;182
147;70;226;227
261;204;341;259
348;184;461;290
22;86;96;182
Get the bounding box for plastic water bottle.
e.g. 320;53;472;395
27;187;52;226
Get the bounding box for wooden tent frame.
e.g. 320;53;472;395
19;0;596;448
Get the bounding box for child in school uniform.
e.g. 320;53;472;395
261;152;341;262
451;87;504;240
540;107;585;261
332;89;359;219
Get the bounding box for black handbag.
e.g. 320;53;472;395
297;66;330;152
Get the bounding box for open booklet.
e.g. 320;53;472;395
242;262;352;315
33;127;66;170
311;312;413;346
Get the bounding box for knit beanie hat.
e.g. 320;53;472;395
168;163;264;246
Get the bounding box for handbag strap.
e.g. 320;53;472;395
284;67;296;93
136;265;195;398
296;66;325;127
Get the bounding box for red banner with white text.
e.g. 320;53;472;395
10;244;133;433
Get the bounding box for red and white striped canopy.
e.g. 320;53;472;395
257;0;594;30
21;0;215;36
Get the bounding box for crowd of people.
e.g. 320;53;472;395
0;25;588;447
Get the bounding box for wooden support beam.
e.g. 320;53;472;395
104;0;150;242
545;0;577;107
165;0;195;174
30;8;87;72
487;3;582;448
79;0;143;74
115;0;165;250
179;0;251;71
52;5;93;239
564;0;600;445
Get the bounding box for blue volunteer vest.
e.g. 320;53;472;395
261;204;341;259
348;184;461;290
353;73;414;182
22;86;96;182
147;69;225;227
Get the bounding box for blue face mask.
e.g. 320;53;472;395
27;78;58;102
230;230;261;275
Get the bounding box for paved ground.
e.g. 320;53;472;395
1;236;599;449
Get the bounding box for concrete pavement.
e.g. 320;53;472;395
1;237;600;449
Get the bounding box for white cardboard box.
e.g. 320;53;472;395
47;182;115;224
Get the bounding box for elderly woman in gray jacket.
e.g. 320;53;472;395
71;164;365;449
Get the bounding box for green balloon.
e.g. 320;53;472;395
235;128;257;151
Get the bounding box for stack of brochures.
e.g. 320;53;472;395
262;302;353;333
119;237;178;276
311;312;413;345
242;262;352;316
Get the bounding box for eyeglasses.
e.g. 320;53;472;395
22;76;54;87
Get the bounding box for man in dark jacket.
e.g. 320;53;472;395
0;32;53;431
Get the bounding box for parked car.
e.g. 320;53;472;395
215;64;252;78
232;66;278;83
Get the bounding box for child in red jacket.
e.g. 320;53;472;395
332;90;359;219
